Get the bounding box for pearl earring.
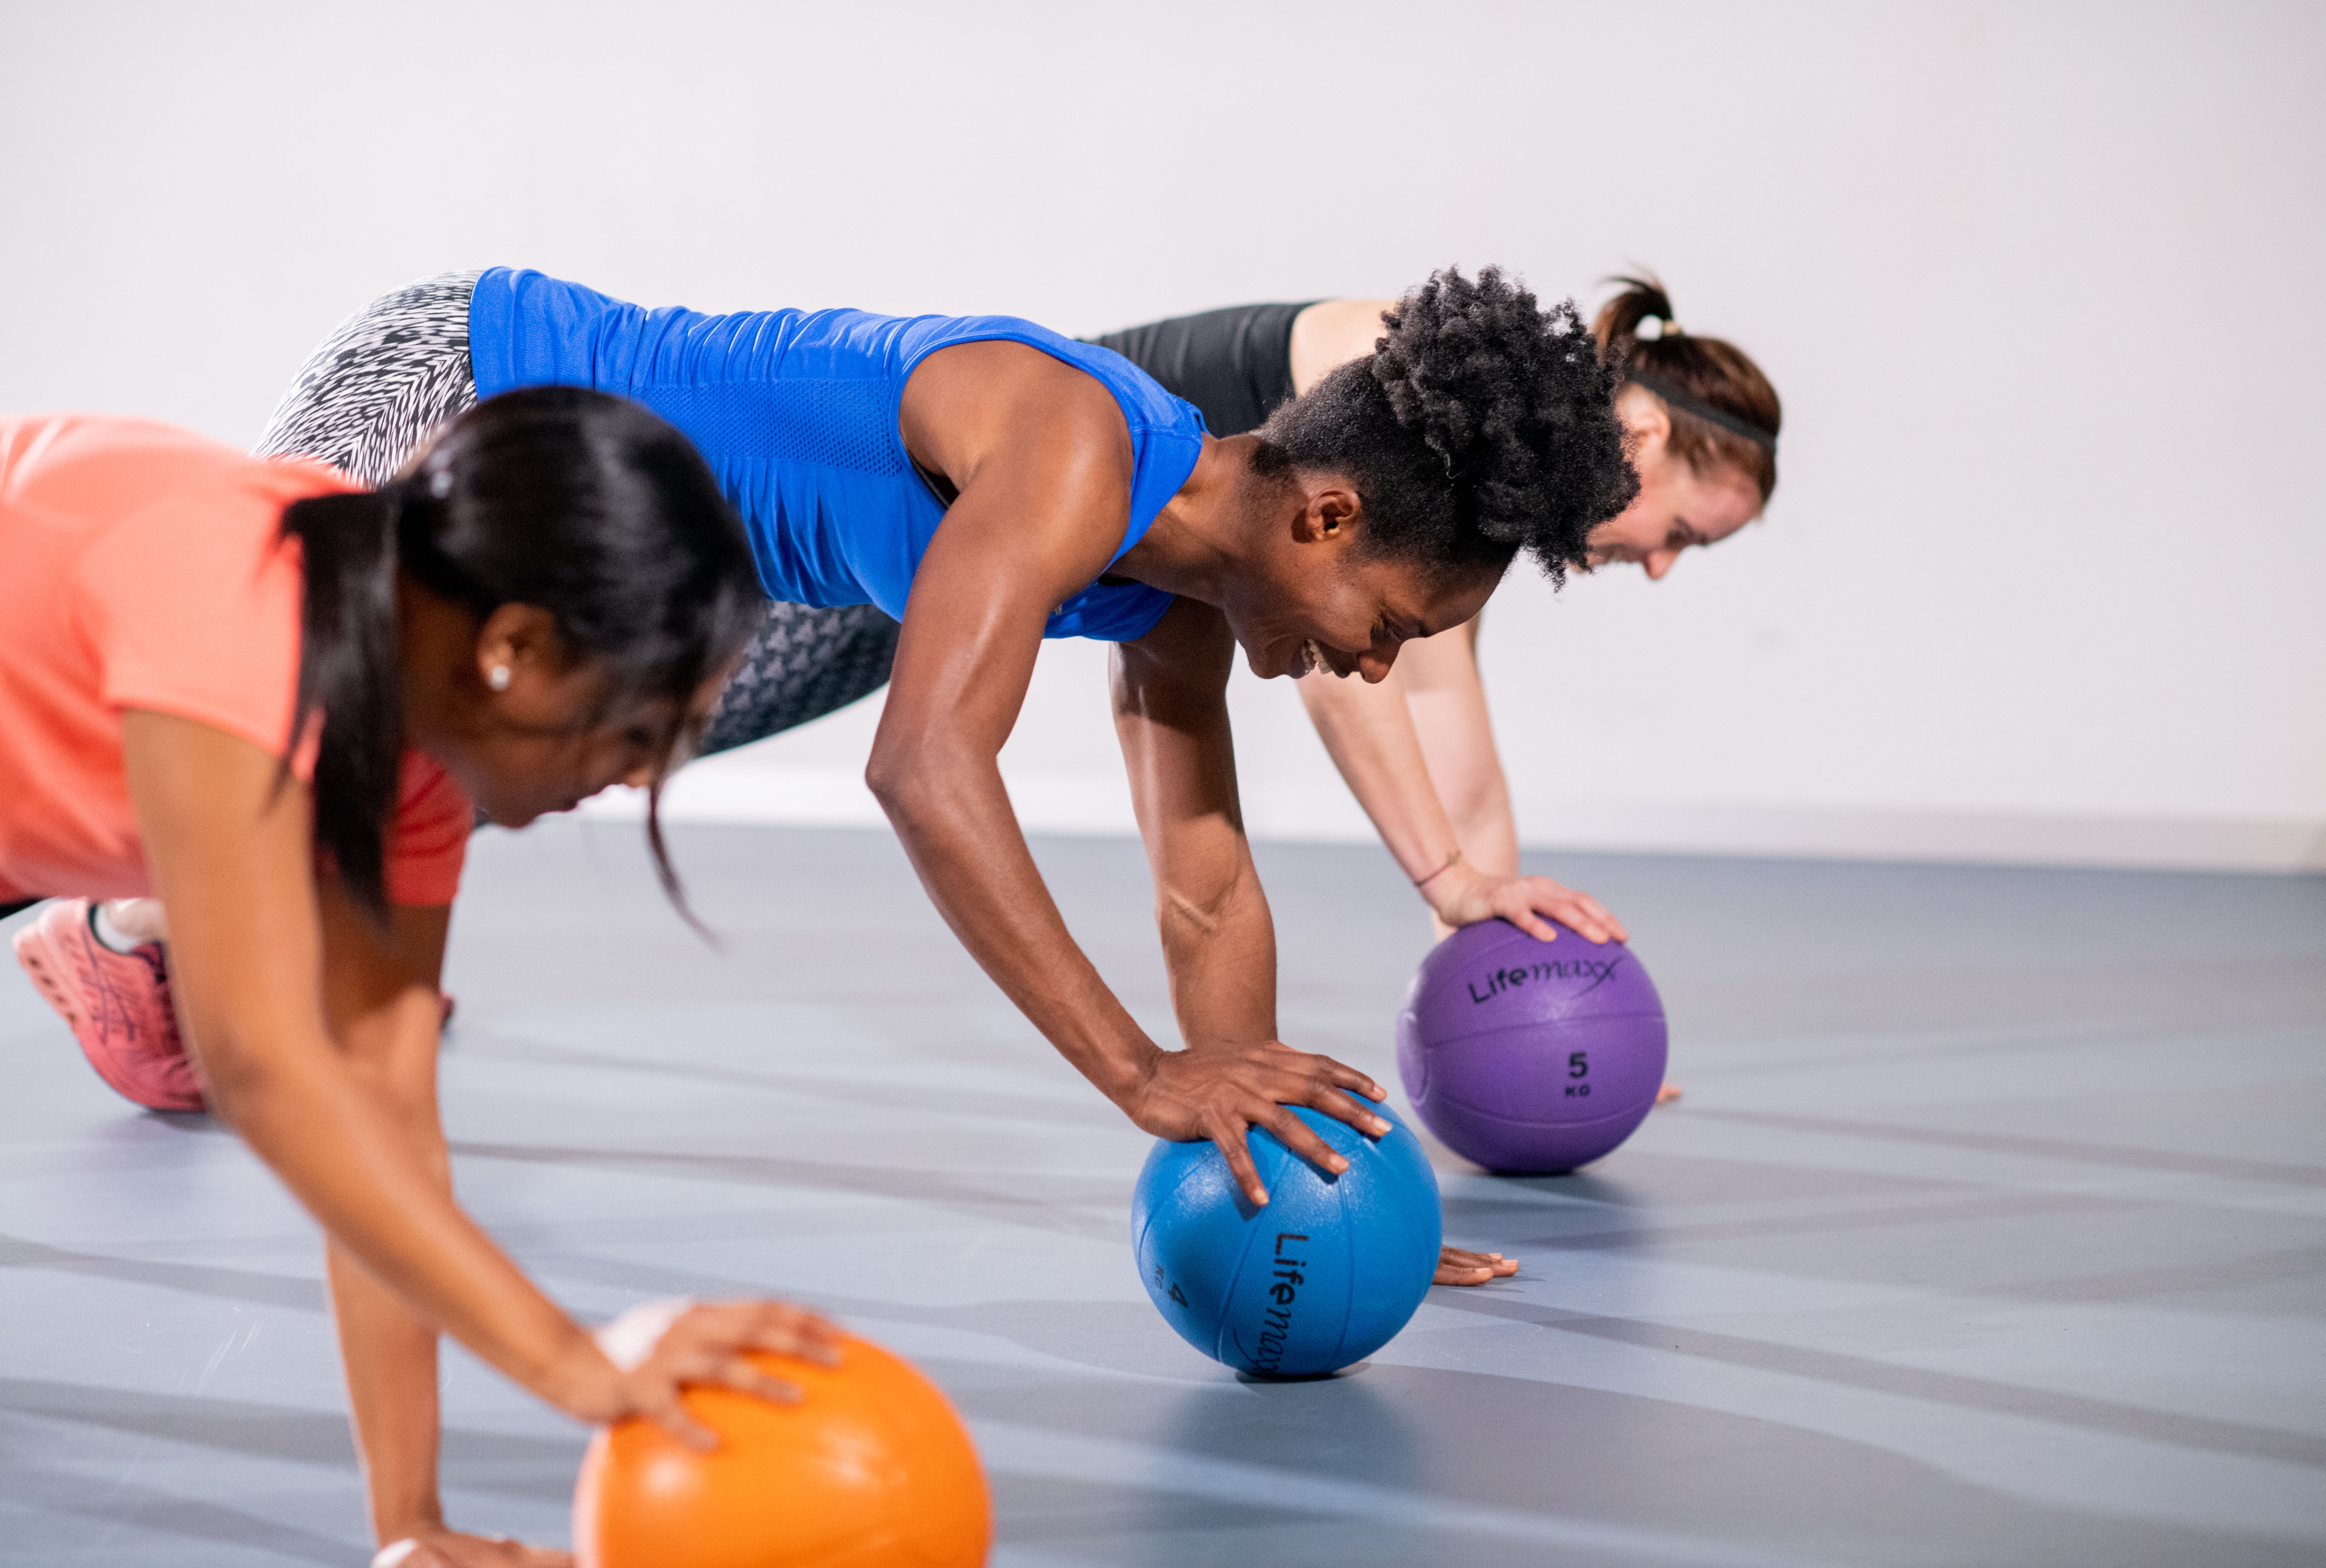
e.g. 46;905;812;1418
488;665;512;692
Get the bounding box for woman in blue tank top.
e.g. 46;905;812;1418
138;263;1642;1258
63;265;1637;1564
448;266;1632;1220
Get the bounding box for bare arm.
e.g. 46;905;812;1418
1113;598;1390;1200
309;895;567;1565
310;894;463;1552
872;343;1384;1205
127;710;601;1396
1288;300;1626;946
1296;630;1626;945
122;712;837;1478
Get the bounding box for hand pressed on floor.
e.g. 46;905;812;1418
1435;1245;1519;1286
372;1529;569;1568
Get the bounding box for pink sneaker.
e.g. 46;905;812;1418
12;899;204;1111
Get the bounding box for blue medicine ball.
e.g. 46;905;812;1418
1132;1102;1442;1377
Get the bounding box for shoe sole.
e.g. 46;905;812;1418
12;919;86;1029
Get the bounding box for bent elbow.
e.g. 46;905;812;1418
863;745;916;815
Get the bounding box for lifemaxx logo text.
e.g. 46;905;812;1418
1466;953;1627;1006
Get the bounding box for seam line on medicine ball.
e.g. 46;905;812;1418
1134;1148;1206;1260
1322;1137;1358;1374
1213;1130;1282;1368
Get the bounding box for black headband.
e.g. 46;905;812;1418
1627;369;1778;452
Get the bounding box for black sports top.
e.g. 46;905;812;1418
1087;302;1319;438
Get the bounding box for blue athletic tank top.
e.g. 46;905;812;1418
467;268;1199;641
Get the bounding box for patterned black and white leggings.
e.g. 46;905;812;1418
254;272;900;757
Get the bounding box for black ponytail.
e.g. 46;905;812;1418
280;387;763;921
279;490;406;917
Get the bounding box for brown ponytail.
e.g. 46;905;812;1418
1594;275;1781;502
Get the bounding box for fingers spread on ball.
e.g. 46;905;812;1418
1204;1111;1269;1206
1262;1103;1349;1176
640;1383;719;1452
1266;1042;1387;1113
1304;1085;1391;1139
714;1356;804;1406
1505;897;1563;942
740;1302;843;1366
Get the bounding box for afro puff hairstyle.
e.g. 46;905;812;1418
1253;266;1636;584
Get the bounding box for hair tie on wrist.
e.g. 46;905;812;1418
1414;847;1463;888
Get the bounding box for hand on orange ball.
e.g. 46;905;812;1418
585;1297;845;1451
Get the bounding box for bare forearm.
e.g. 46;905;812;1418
328;1238;444;1543
1152;834;1278;1049
872;751;1158;1101
1296;666;1464;883
128;712;602;1414
323;984;456;1546
210;1044;590;1401
1398;622;1521;878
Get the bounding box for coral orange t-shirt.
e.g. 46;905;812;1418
0;414;471;907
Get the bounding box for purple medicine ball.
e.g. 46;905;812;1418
1396;918;1667;1173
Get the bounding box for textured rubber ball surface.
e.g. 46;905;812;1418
1397;917;1668;1173
1132;1102;1441;1378
573;1335;989;1568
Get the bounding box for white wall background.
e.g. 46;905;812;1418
4;1;2319;870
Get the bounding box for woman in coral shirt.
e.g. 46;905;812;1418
0;391;833;1567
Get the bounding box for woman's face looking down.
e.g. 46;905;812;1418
1216;475;1502;682
1587;389;1764;579
402;590;729;828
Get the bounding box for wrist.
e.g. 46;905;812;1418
532;1320;620;1422
1411;845;1463;892
1088;1032;1165;1107
1415;847;1467;911
371;1509;447;1550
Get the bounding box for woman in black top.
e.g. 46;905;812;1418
1095;279;1783;1127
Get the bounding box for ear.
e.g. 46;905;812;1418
1616;385;1671;470
1294;476;1365;545
473;603;566;693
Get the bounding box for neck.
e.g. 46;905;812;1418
395;572;474;755
1118;434;1271;605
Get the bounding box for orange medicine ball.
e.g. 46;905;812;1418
574;1336;991;1568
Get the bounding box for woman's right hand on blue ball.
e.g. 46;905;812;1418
1122;1039;1392;1206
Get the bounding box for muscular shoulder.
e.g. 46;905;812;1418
899;339;1132;495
